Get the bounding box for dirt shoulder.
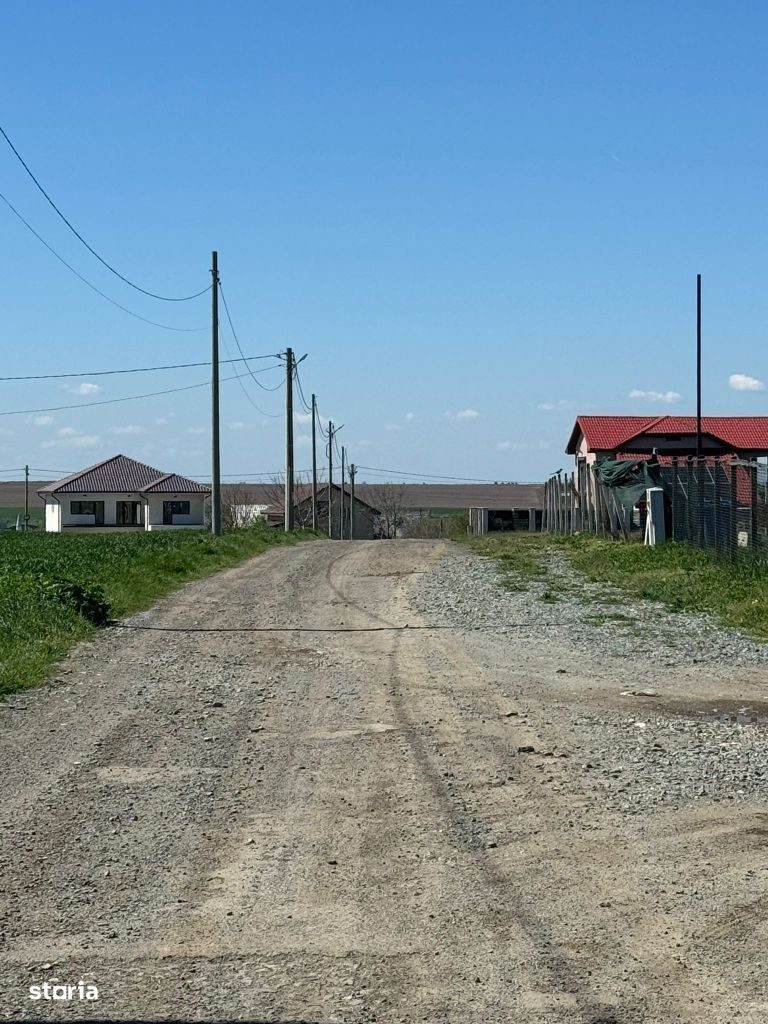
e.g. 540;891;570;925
1;539;767;1022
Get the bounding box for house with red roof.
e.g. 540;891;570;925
39;455;210;533
566;416;768;465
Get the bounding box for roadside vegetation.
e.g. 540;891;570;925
0;525;314;696
468;532;768;638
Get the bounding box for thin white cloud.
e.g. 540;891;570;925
405;412;415;421
537;399;573;412
66;382;101;396
111;424;145;436
385;423;401;432
294;412;312;424
456;408;480;420
628;389;682;404
729;373;765;392
32;415;54;427
186;426;207;435
41;427;99;449
230;421;246;431
496;440;529;452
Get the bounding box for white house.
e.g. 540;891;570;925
39;455;210;533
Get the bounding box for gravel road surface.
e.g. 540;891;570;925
1;539;768;1023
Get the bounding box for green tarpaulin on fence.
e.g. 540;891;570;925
593;458;664;508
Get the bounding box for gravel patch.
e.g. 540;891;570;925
413;544;768;666
412;544;768;813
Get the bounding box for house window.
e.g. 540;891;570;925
162;500;190;524
70;501;97;515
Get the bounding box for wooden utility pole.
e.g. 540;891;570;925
340;445;346;539
24;464;29;532
349;463;356;540
284;347;294;532
311;393;318;531
327;420;334;538
211;251;221;536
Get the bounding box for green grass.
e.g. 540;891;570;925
0;507;44;530
469;531;768;639
0;525;315;696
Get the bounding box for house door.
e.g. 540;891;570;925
117;501;141;526
94;501;105;526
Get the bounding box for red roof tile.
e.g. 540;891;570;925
567;416;768;454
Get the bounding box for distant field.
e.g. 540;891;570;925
0;481;49;507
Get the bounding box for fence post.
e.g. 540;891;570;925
751;461;758;552
729;461;738;561
686;457;693;544
671;457;678;540
713;461;720;554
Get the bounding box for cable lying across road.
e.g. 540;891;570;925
114;622;544;633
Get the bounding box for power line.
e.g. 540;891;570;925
0;191;207;332
0;124;210;302
218;283;284;393
355;465;508;482
0;372;246;417
0;355;281;382
294;363;313;413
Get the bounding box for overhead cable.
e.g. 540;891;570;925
0;125;210;302
0;191;207;332
0;372;246;417
0;355;281;382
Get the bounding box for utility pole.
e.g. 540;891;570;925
284;347;295;532
24;464;29;532
311;393;318;531
211;251;221;536
340;445;346;539
349;463;356;540
327;421;334;538
696;273;702;462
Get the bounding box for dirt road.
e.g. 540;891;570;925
1;539;768;1022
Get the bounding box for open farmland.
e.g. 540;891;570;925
0;525;312;695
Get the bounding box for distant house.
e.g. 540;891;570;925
296;483;380;539
567;416;768;466
39;455;210;533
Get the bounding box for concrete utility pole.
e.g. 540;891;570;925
284;347;295;532
349;463;356;540
211;251;222;536
311;393;318;531
24;464;29;532
340;445;346;540
327;420;334;538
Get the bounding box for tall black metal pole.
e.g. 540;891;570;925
696;273;702;461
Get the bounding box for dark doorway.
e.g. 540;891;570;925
117;501;141;526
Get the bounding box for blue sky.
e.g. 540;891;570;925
2;0;768;484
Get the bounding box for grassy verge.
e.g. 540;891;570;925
468;531;768;638
0;525;315;696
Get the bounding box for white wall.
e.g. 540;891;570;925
58;492;145;528
145;493;206;528
45;502;61;533
46;491;206;531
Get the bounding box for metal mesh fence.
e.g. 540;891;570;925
543;458;768;562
